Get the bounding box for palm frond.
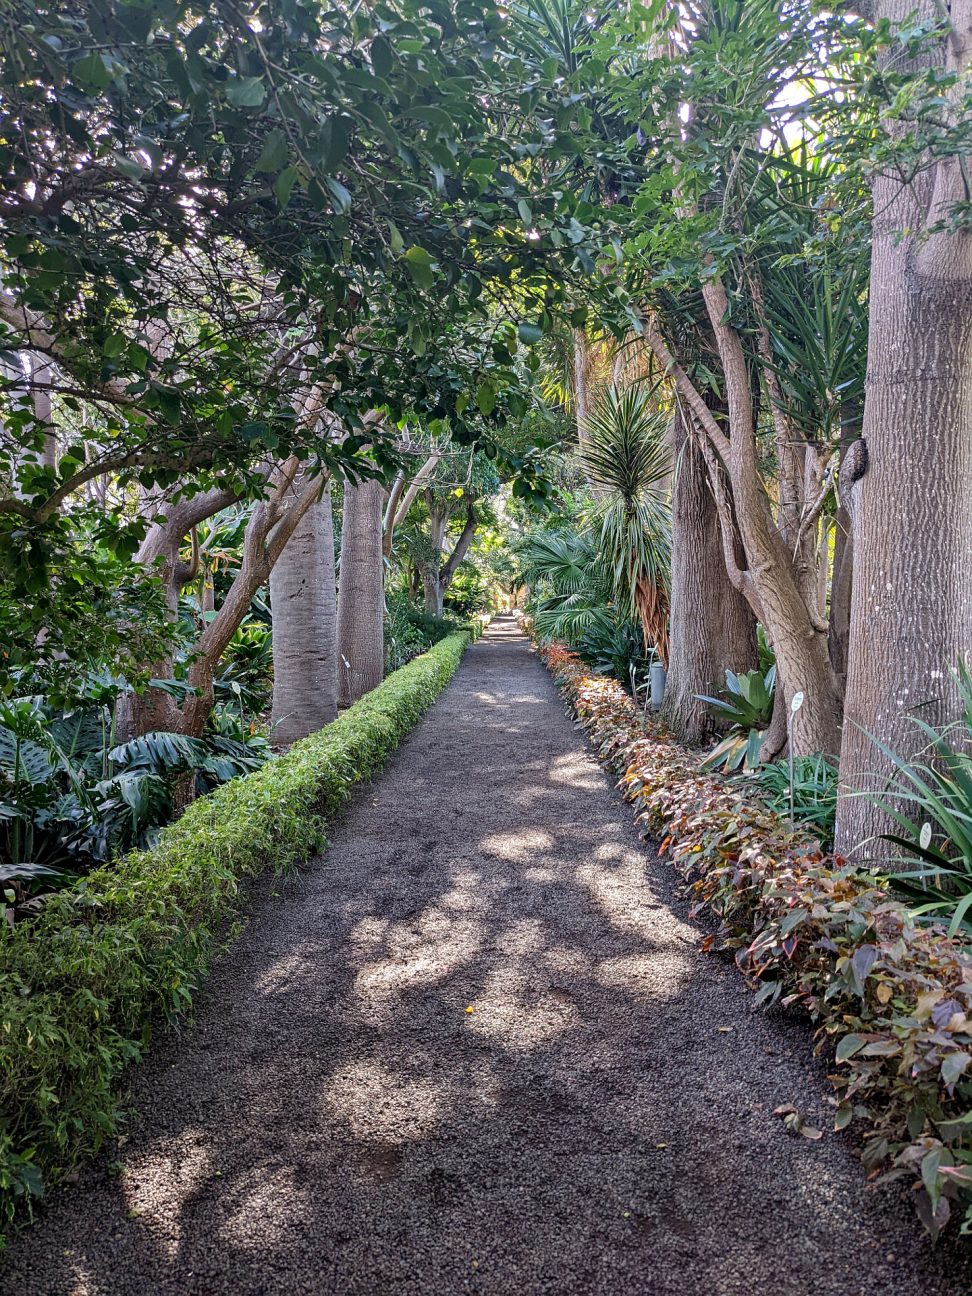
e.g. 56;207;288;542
578;384;672;661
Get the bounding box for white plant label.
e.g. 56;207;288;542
790;691;805;713
919;822;932;851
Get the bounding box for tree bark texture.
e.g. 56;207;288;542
270;482;338;746
836;0;972;855
337;476;386;705
685;287;845;758
422;506;448;617
421;499;477;618
661;403;757;744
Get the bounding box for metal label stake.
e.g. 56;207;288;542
788;691;805;826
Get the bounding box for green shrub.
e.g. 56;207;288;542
0;631;469;1242
384;596;462;671
576;615;654;695
870;662;972;938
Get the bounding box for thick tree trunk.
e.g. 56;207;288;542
662;405;757;744
573;330;591;441
177;463;327;739
269;483;338;745
421;499;477;619
828;419;860;691
422;506;448;616
836;0;972;856
423;573;444;617
337;477;385;705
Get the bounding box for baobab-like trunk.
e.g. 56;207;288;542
177;462;327;738
836;0;972;856
662;403;756;744
269;482;338;745
337;477;385;705
573;330;591;443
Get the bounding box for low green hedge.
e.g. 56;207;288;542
0;631;469;1239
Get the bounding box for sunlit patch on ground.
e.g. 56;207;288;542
480;828;554;861
123;1136;213;1258
322;1060;449;1142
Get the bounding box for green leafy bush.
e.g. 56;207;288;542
385;595;459;671
212;618;274;718
0;697;268;896
576;615;654;696
871;662;972;938
0;631;469;1242
442;563;493;618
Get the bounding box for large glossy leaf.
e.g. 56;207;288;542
0;727;57;787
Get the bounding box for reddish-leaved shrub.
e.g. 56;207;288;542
536;640;972;1240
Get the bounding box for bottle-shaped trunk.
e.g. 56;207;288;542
662;406;757;744
337;477;385;705
270;483;338;745
836;77;972;855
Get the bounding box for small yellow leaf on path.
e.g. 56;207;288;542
876;983;893;1005
465;1005;475;1014
656;1142;668;1148
717;1026;733;1033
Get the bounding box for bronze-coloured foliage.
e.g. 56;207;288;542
536;639;972;1242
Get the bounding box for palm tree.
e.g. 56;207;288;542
579;383;672;663
516;530;615;643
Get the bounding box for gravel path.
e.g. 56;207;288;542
6;617;971;1296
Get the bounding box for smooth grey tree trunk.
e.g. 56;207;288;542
661;405;757;744
337;477;385;705
269;482;338;746
836;0;972;856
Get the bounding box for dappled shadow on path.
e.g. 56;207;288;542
5;619;970;1296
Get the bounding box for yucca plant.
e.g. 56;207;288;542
579;384;672;662
868;662;972;938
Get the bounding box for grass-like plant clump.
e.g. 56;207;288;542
0;631;469;1241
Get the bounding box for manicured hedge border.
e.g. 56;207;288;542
0;631;470;1237
537;640;972;1240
